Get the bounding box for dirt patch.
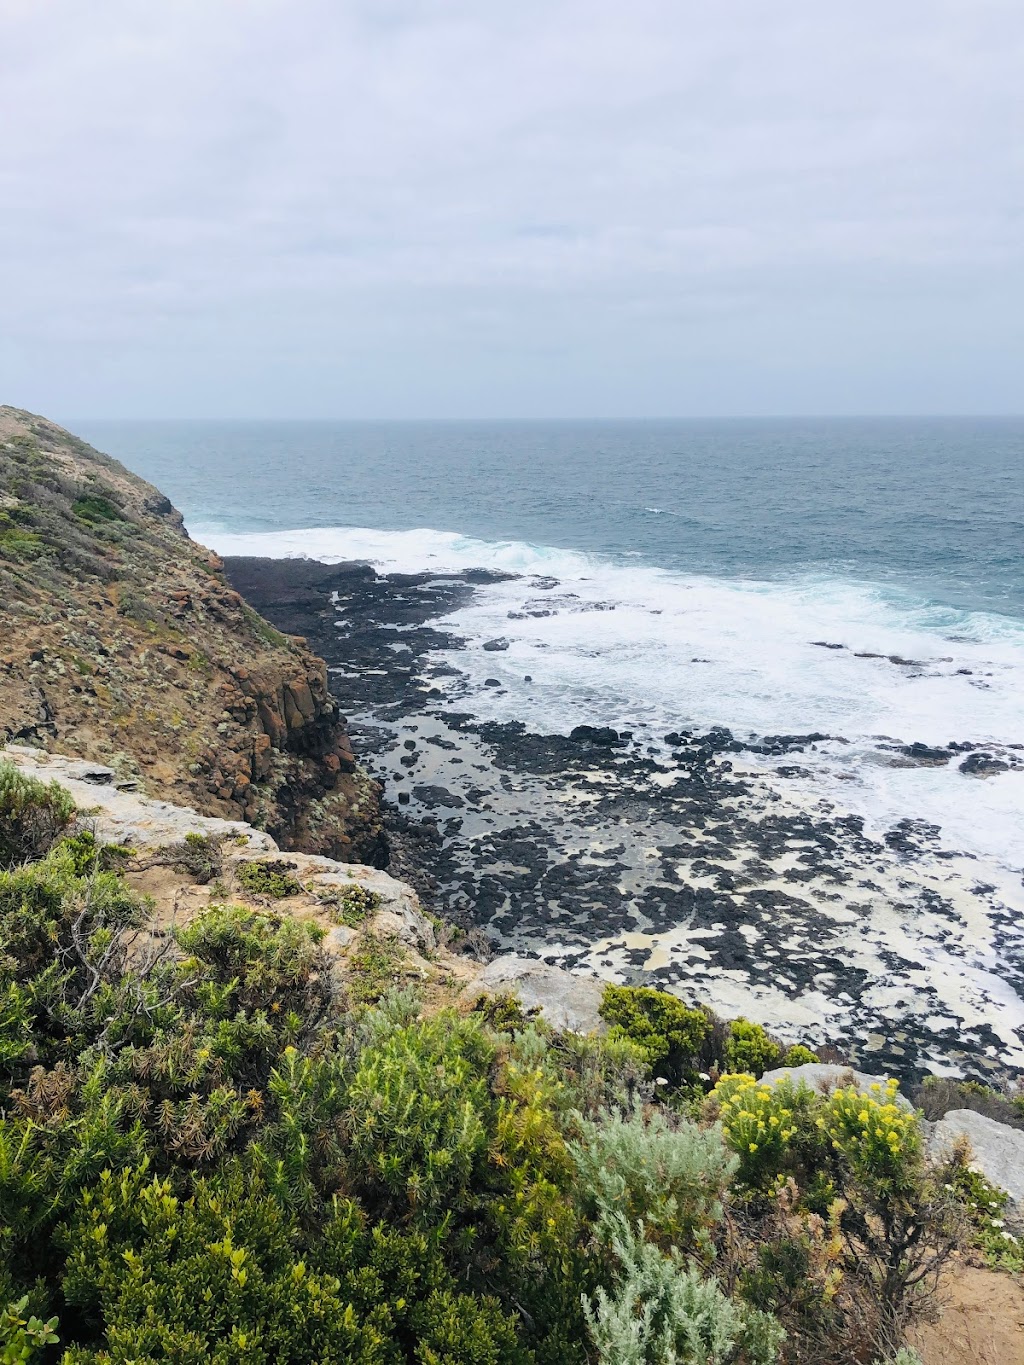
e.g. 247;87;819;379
910;1264;1024;1365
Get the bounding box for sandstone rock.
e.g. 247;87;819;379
3;745;277;851
759;1062;915;1113
928;1109;1024;1213
466;955;605;1033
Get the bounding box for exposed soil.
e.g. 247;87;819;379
911;1265;1024;1365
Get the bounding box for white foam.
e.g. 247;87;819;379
203;522;1024;873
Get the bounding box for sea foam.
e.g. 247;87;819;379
203;523;1024;874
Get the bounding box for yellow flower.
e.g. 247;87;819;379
749;1143;758;1153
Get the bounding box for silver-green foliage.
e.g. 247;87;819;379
583;1215;783;1365
571;1104;737;1251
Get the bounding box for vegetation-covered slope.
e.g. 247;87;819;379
1;759;1018;1365
0;407;383;863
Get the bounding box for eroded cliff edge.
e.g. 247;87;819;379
0;406;385;863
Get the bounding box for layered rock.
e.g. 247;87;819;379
0;407;384;863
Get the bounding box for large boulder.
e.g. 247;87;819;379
759;1062;915;1114
928;1109;1024;1213
466;954;605;1033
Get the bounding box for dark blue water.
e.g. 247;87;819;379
78;417;1024;618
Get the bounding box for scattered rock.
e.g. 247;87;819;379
960;753;1009;778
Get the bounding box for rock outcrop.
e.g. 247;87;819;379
0;407;384;863
759;1062;916;1113
928;1108;1024;1216
465;954;606;1032
3;744;435;958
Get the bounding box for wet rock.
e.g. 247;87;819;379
482;638;510;652
569;724;622;747
960;753;1009;778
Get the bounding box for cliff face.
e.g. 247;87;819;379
0;406;385;864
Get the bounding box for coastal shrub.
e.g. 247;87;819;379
343;1010;493;1221
0;1296;59;1363
175;903;329;1023
550;1030;652;1116
0;511;44;562
472;990;539;1035
571;1105;735;1254
0;786;990;1365
345;932;409;1005
911;1074;1024;1130
780;1045;818;1069
235;859;302;899
0;762;76;868
316;881;381;928
709;1075;824;1195
712;1073;965;1357
71;493;124;525
941;1157;1024;1271
725;1020;782;1078
152;831;224;885
582;1214;783;1365
599;984;710;1087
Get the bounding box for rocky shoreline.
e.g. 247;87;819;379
224;554;1024;1087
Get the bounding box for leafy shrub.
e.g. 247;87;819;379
780;1045;818;1068
583;1214;783;1365
600;985;710;1087
0;1295;59;1363
236;860;302;899
71;494;124;524
725;1021;782;1079
0;763;76;869
571;1105;735;1254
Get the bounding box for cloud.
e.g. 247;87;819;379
1;0;1022;415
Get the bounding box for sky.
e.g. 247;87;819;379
1;0;1022;419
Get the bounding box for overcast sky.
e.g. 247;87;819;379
1;1;1022;418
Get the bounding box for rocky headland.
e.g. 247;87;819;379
0;407;384;863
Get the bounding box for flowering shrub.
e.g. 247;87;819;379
821;1080;920;1188
710;1074;825;1193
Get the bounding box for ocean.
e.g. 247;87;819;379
79;417;1024;883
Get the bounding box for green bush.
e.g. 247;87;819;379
236;860;302;899
72;494;124;525
599;985;710;1087
725;1020;782;1079
0;763;76;869
0;1295;59;1363
780;1045;818;1068
571;1105;735;1254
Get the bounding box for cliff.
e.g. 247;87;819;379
0;406;385;863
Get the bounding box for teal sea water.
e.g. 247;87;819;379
79;418;1024;872
80;417;1024;617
